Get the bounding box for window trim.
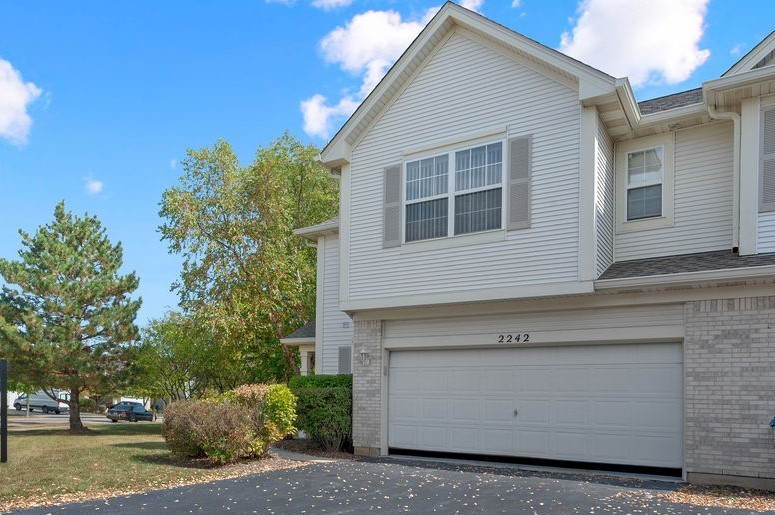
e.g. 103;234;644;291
402;138;506;244
615;133;675;234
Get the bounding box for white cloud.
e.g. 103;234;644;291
0;58;42;146
511;0;521;7
459;0;484;13
730;43;745;57
170;158;178;170
312;0;354;10
301;9;434;139
85;179;104;195
559;0;710;87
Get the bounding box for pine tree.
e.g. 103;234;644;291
0;201;141;432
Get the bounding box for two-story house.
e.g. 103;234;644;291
303;2;775;488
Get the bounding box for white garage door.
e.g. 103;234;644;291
388;343;683;469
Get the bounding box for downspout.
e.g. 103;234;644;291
707;103;741;252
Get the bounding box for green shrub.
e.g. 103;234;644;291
161;383;297;465
289;374;352;389
291;375;352;451
78;397;96;412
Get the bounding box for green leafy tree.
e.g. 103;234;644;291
159;133;338;384
0;201;141;432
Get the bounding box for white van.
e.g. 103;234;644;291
13;391;69;414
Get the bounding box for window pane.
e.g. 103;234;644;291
454;188;502;235
455;143;502;192
406;198;448;242
627;148;663;187
406;155;447;201
627;184;662;220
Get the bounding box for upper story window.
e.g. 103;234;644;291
405;142;503;243
616;133;674;233
626;147;664;220
382;135;531;248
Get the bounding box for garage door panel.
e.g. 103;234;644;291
388;343;683;468
517;430;550;455
450;399;479;422
483;399;514;421
555;400;590;425
483;429;514;452
421;398;449;420
555;432;590;458
518;400;550;424
594;401;631;427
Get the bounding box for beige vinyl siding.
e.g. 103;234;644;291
320;235;353;375
758;212;775;252
615;122;734;261
595;111;614;277
348;30;580;302
383;304;684;349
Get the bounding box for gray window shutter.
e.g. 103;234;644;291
508;136;532;230
761;109;775;212
338;346;352;374
383;164;402;247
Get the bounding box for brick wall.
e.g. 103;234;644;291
685;296;775;484
352;319;382;456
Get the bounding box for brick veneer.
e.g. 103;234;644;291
684;296;775;488
352;319;383;456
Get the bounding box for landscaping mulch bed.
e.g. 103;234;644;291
272;437;357;460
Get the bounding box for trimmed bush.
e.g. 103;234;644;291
161;383;297;465
289;374;352;389
291;374;352;451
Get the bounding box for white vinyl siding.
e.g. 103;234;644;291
615;122;734;261
595;112;614;277
320;235;354;375
383;304;684;349
348;30;580;302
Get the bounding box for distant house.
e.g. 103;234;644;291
300;2;775;489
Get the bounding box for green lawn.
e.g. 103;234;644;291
0;423;293;511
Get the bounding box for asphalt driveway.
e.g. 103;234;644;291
11;457;764;514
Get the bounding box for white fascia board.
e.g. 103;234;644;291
704;66;775;96
723;30;775;77
638;104;707;127
614;79;640;129
341;280;595;312
280;337;315;346
595;265;775;291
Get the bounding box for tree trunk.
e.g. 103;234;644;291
68;388;87;433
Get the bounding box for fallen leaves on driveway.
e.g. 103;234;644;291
0;455;310;513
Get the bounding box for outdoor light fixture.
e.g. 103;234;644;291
360;349;370;366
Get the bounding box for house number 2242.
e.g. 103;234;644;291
497;334;530;343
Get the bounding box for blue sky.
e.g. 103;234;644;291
0;0;772;325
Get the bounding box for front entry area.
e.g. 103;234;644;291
388;343;683;470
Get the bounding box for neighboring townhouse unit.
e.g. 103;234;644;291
282;217;355;376
309;2;775;487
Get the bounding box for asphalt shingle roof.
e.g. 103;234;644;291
285;321;315;339
638;88;703;115
599;250;775;280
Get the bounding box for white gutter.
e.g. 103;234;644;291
706;104;741;251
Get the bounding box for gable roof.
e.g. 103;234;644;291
320;1;616;168
723;29;775;77
295;216;339;241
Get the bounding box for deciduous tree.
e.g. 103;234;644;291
159;133;337;383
